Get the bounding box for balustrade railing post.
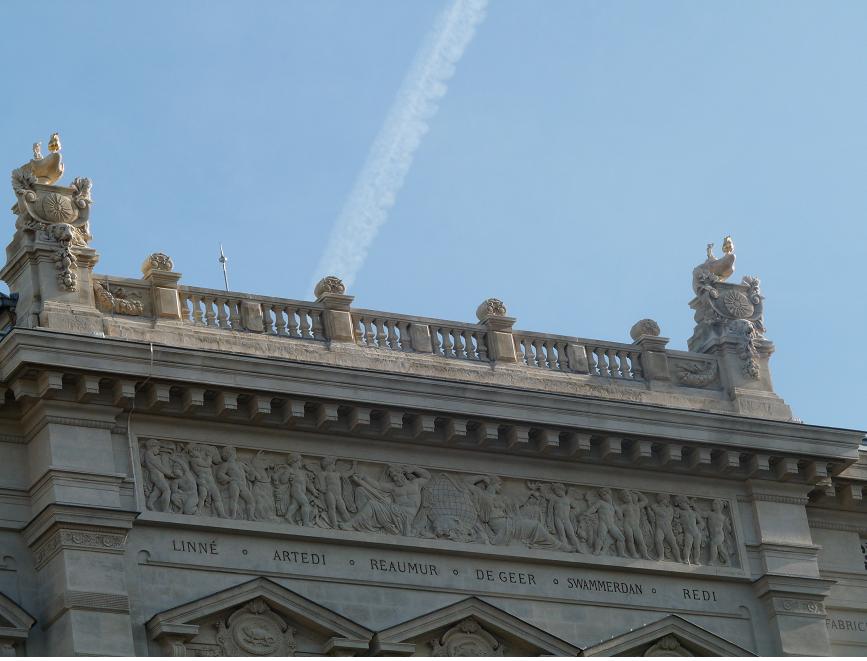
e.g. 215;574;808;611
141;252;182;320
630;319;670;383
476;298;516;363
313;276;355;343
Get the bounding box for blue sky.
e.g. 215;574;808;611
2;1;865;430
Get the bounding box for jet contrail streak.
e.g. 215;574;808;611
312;0;488;289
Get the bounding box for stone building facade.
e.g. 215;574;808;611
0;140;865;656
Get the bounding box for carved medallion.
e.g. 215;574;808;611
722;290;754;318
215;598;296;656
42;192;74;222
429;618;505;656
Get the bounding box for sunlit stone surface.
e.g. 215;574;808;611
0;139;865;656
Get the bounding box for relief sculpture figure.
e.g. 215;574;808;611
188;444;228;518
467;475;562;550
703;498;732;566
343;464;430;536
537;482;586;552
142;439;173;512
216;446;256;520
618;490;651;559
273;453;317;526
169;455;199;515
650;493;682;563
247;451;276;521
308;456;357;528
585;488;626;556
675;495;702;564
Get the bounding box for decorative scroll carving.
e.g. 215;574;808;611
138;439;740;567
94;282;143;316
215;598;296;657
429;618;505;656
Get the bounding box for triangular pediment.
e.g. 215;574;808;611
581;614;754;657
0;591;35;639
146;577;372;656
373;596;580;656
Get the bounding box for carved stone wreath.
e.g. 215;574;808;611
314;275;346;298
475;298;507;321
146;252;174;272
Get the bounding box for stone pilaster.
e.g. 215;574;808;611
747;480;835;655
23;505;137;656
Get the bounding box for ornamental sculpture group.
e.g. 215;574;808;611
140;439;738;568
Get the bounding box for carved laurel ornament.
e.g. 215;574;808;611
429;618;505;657
629;318;661;341
94;282;144;316
139;438;740;568
313;275;346;298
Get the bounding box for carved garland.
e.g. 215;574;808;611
139;438;740;568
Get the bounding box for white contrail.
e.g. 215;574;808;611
312;0;489;289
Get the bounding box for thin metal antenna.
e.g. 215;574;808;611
219;244;229;292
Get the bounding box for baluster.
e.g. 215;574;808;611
203;297;216;327
286;308;300;337
452;328;465;359
228;300;241;329
515;337;526;365
586;346;598;375
274;306;288;336
191;296;203;326
432;327;443;356
385;320;398;350
476;332;489;361
372;319;385;348
555;342;567;370
298;309;312;339
310;310;324;340
464;330;477;360
216;299;228;329
263;305;274;335
531;339;543;367
181;295;193;323
543;341;554;369
441;328;454;358
616;350;628;378
606;349;619;377
597;348;609;376
630;351;643;380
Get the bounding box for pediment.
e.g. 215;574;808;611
146;577;372;656
372;596;580;656
0;591;35;655
581;614;754;657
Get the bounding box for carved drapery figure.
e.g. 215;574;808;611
343;464;430;535
136;439;741;567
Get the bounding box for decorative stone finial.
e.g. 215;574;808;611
142;252;174;274
314;275;345;298
629;318;660;341
475;298;507;322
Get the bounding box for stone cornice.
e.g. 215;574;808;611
22;503;138;550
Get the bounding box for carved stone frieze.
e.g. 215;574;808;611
139;439;741;568
672;359;718;388
429;618;505;656
32;526;128;569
